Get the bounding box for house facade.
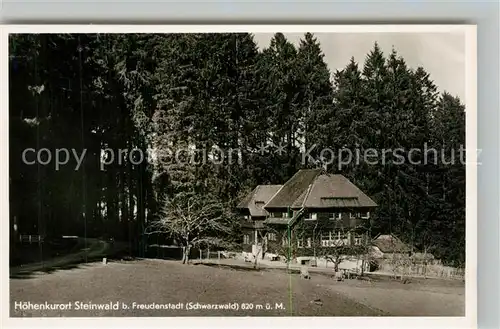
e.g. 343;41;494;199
236;185;282;255
237;169;378;264
370;234;440;273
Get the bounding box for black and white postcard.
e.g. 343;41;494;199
1;25;477;328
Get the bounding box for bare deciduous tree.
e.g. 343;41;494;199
389;247;413;281
146;191;236;264
312;228;363;273
269;228;297;265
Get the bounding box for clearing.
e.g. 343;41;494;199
10;259;464;317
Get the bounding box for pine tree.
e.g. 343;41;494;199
295;33;334;169
430;92;466;266
330;58;368;173
260;33;302;181
358;43;395;234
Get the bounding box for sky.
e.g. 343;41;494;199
253;32;466;101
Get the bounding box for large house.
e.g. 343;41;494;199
237;184;282;255
237;169;378;263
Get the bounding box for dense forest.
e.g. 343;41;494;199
9;33;465;267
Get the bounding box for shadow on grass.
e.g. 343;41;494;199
10;256;140;280
10;242;134;280
194;262;263;272
192;262;401;281
193;262;306;275
10;259;100;279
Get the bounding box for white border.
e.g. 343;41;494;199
0;25;477;329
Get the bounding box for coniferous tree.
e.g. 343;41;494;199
8;34;467;266
260;33;302;181
295;33;334;168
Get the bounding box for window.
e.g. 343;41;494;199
267;233;276;241
333;231;350;245
321;231;351;247
243;234;250;244
321;232;331;247
272;212;289;218
243;215;249;220
305;212;317;220
350;211;370;219
353;233;364;246
329;212;342;220
332;238;349;246
297;237;311;248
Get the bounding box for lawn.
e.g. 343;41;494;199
10;259;464;317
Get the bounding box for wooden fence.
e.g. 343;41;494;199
19;235;44;244
379;262;465;279
146;245;225;261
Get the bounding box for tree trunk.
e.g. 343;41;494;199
253;248;259;269
423;246;428;279
137;160;146;253
182;245;191;264
334;255;340;272
120;169;128;243
127;147;135;255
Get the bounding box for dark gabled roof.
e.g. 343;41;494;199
264;169;377;209
236;185;282;217
302;174;377;208
265;169;321;209
372;234;410;253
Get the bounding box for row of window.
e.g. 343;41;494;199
245;232;364;246
244;232;278;244
287;231;364;247
258;212;370;220
303;212;370;220
319;237;363;247
292;235;364;248
270;212;370;220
